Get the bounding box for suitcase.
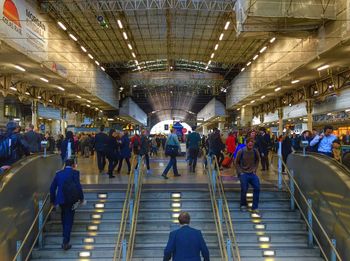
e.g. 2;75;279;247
222;156;232;168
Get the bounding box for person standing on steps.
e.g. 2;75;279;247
137;130;152;174
256;127;271;171
235;137;261;213
163;212;210;261
50;158;84;250
94;125;109;175
162;129;181;179
105;129;120;178
186;126;201;173
117;130;131;174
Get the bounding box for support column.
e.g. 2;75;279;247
60;108;66;135
31;100;38;129
240;106;253;127
202;125;208;136
278;107;284;136
305;99;314;131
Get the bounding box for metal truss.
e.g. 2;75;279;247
252;68;350;117
41;0;236;13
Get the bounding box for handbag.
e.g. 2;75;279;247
165;135;179;157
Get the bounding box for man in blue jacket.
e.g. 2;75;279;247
50;159;84;250
94;125;109;174
164;212;210;261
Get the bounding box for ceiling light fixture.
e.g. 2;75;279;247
253;54;259;60
275;87;281;92
291;79;300;84
214;44;219;50
260;46;267;53
95;61;100;66
86;104;91;107
135;60;139;65
314;90;319;94
250;100;255;104
127;44;132;50
57;86;65;91
14;65;26;71
123;32;128;40
86;99;91;103
88;54;94;59
10;87;17;91
37;96;41;99
208;60;212;65
101;67;105;71
247;61;252;66
57;21;67;31
241;68;245;72
131;52;136;58
345;109;350;112
210;53;215;59
40;77;49;83
137;66;141;70
49;99;53;103
69;33;78;41
81;46;87;52
270;37;276;43
261;95;266;99
317;64;330;71
224;21;230;30
77;95;82;99
25;91;30;95
219;33;224;41
117;20;123;29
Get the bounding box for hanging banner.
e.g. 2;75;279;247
0;0;48;60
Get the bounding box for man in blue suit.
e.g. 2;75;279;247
164;212;210;261
50;159;84;250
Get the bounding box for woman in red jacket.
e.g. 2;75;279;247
226;132;236;157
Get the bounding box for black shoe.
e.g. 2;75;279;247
174;174;181;177
61;243;72;251
161;174;168;179
109;175;115;178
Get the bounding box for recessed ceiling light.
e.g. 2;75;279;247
275;87;281;92
219;33;224;41
117;19;123;29
86;104;91;107
40;77;49;83
25;92;30;95
123;32;128;40
317;64;330;71
214;44;219;50
37;96;42;99
14;65;25;71
49;99;53;103
81;46;87;52
247;61;252;66
270;37;276;43
253;54;259;60
57;21;67;31
210;53;215;59
69;33;77;41
224;21;230;30
95;61;100;66
241;67;245;72
88;54;94;59
260;46;267;53
314;90;319;94
291;80;300;84
101;66;105;71
127;44;132;50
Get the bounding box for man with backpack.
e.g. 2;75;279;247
50;158;84;250
235;137;260;213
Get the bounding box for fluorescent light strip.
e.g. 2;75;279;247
210;53;215;59
172;193;181;198
95;61;100;66
14;65;25;71
214;44;219;50
57;21;67;31
123;32;128;40
247;61;252;66
255;224;266;230
219;33;224;41
259;236;270;242
241;68;245;72
253;54;259;60
77;95;82;99
117;19;123;29
317;64;330;71
69;33;77;41
128;44;133;50
98;193;108;199
40;77;49;83
132;52;136;58
88;54;94;60
261;95;266;99
101;66;105;71
275;87;281;92
263;250;275;257
224;21;230;30
291;80;300;84
10;87;17;91
81;46;87;52
260;46;267;53
84;238;95;243
270;37;276;43
57;86;65;91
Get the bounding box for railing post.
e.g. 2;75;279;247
307;199;313;247
218;198;223;224
129;199;134;226
278;141;282;190
38;200;43;248
16;240;22;261
331;238;336;261
122;239;127;261
226;239;232;261
290;169;295;210
212;170;217;194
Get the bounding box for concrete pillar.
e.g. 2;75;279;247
218;122;225;131
305;99;314;131
31;100;38;128
203;125;208;136
60;108;66;134
278;107;284;136
240;106;253;127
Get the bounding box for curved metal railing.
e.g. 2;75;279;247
12;193;53;261
279;156;343;261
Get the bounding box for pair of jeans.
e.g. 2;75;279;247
117;157;131;173
96;151;106;172
60;204;75;244
260;151;269;170
188;148;199;172
239;173;260;210
163;156;178;176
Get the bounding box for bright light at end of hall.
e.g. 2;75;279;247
14;65;25;71
88;54;94;60
275;87;281;92
253;54;259;60
317;64;330;71
40;77;49;83
291;79;300;84
69;33;78;41
57;21;67;31
81;46;87;52
224;21;230;30
260;46;267;53
117;19;123;29
270;37;276;43
219;33;224;41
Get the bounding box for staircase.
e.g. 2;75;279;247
225;185;324;261
30;186;126;261
131;184;222;260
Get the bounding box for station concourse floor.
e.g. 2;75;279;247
77;151;280;186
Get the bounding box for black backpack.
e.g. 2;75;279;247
62;170;81;206
0;136;12;159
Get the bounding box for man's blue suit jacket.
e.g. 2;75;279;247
50;167;83;205
164;225;210;261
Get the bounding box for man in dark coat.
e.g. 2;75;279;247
23;123;42;153
94;125;109;174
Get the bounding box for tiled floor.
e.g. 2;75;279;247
77;150;280;186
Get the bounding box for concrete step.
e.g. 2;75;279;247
82;191;126;200
230;210;300;219
140;190;210;199
45;222;120;233
49;210;122;220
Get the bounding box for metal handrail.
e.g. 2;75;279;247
113;155;138;260
212;156;241;261
126;156;145;260
279;156;343;261
205;156;228;260
12;193;53;261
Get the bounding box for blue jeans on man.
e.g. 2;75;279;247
239;173;260;210
163;155;179;177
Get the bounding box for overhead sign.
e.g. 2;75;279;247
0;0;48;60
